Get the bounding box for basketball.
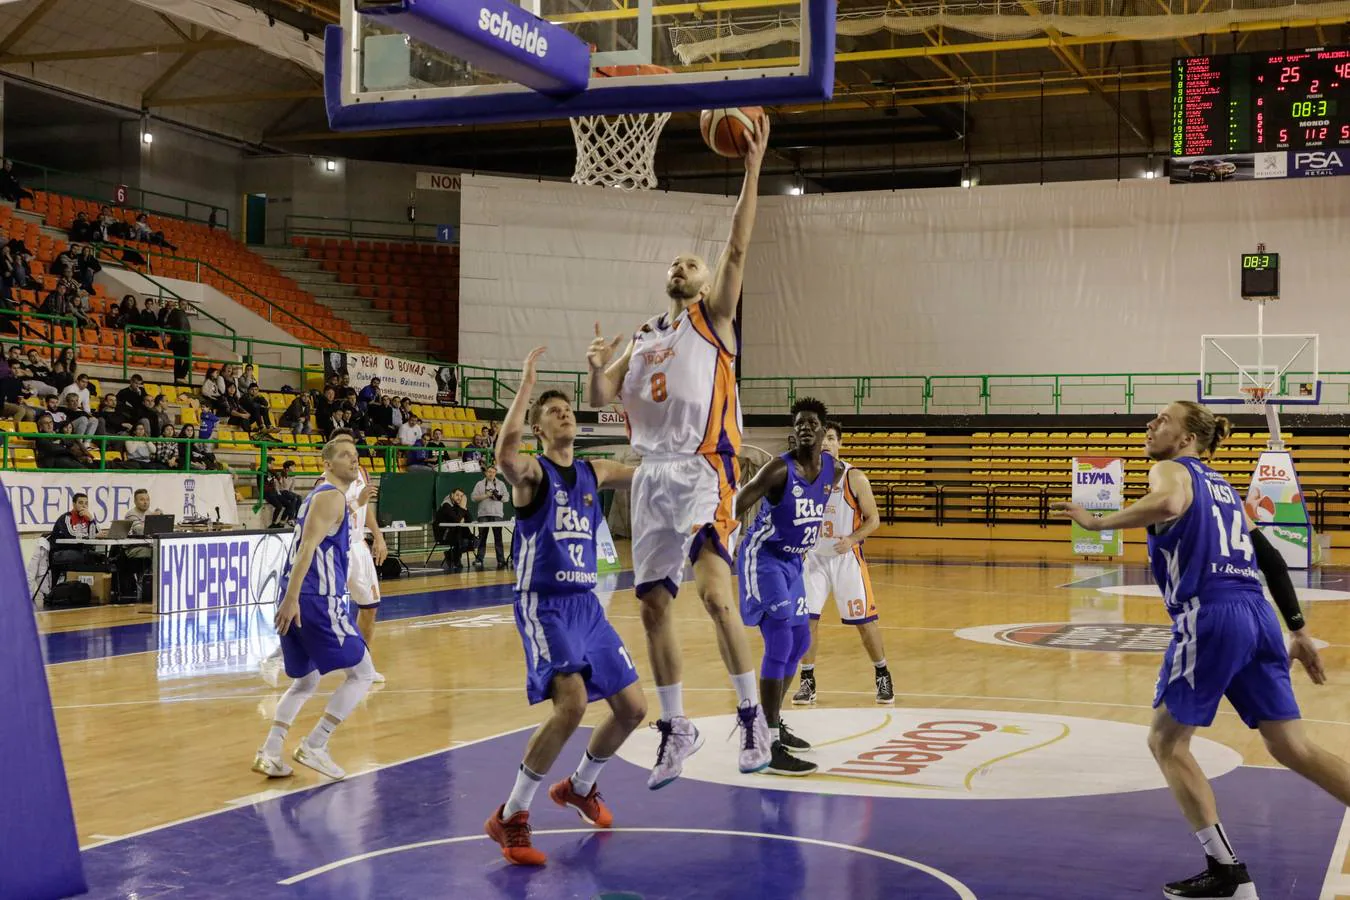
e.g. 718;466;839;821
700;106;765;158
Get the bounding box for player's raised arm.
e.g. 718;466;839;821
1053;459;1192;532
496;347;546;494
835;467;881;554
706;115;770;328
590;457;636;490
274;489;346;635
733;456;787;521
586;321;633;409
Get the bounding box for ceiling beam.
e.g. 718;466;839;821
0;0;61;57
142;51;204;104
156;12;193;43
0;39;245;65
149;88;324;108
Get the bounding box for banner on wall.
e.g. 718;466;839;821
1070;458;1124;556
156;530;298;615
326;350;442;405
416;171;461;192
3;472;237;534
1245;451;1315;569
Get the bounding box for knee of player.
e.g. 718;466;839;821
696;587;735;617
1146;727;1183;761
1261;727;1311;768
620;693;648;728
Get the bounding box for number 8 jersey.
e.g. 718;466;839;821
1147;456;1263;616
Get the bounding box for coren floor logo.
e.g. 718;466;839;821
615;708;1241;800
955;622;1176;653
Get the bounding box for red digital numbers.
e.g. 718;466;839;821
1342;125;1350;140
1311;79;1321;92
1280;128;1289;142
1281;65;1301;83
1337;62;1350;80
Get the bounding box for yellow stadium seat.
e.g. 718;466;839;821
17;420;37;434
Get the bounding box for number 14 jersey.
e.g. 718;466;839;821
1147;456;1263;616
622;299;742;459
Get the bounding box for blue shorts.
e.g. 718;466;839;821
515;591;639;705
1155;592;1301;729
280;592;368;677
738;547;808;627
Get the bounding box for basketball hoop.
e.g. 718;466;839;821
570;65;673;191
1240;385;1271;413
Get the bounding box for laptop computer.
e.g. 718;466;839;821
105;520;132;539
142;514;175;536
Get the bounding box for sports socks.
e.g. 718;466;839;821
874;659;888;670
504;764;543;818
731;671;758;706
263;670;320;756
656;683;685;721
570;751;610;796
1196;823;1238;865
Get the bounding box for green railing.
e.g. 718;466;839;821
0;431;255;475
0;308;79;360
446;366;1350;415
12;156;228;229
119;324;320;388
283;214;449;245
92;243;239;342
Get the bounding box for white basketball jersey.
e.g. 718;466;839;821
622;299;742;458
811;461;861;556
346;466;370;541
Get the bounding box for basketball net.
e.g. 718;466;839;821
1240;385;1286;451
570;112;671;191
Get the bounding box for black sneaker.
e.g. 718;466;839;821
764;741;817;777
1163;856;1258;899
778;720;812;753
791;673;816;706
875;668;895;705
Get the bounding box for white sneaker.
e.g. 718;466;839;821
251;750;293;778
647;717;704;790
259;653;283;688
735;703;772;774
372;671;386;684
293;739;346;780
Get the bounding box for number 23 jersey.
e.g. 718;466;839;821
622;299;742;459
1147;456;1264;615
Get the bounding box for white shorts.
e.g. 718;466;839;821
631;454;739;597
348;539;381;609
804;548;877;625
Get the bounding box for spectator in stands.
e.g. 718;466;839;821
207;208;219;230
96;206;119;241
22;349;56;398
97;394;134;438
0;356;34;422
280;391;312;436
42;395;65;429
242;384;273;433
56;348;77;380
177;423;221;471
133;213;177;251
200;366;225;403
216;382;253;431
434;489;473;572
165;298;190;383
405;438;434;471
330;405;353;437
399;398;414;423
2;239;36;290
138;298;163;348
315;387;337;434
60;391;97;439
60;373;92;416
0;160;34;209
238;363;258;393
358;377;381;407
150;394;172;438
365;394;395;439
424;428;448;467
34;413;92;468
76;246;101;294
471;465;510;570
121;423;154;469
264;461;301;526
7;348;48;399
41;282;91;330
47;359;73;395
117;374;147;411
50;246;78;281
107;295;135;332
461;432;488;466
68;212;96;244
397;413;423;447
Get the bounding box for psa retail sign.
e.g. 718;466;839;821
1291;150;1349;177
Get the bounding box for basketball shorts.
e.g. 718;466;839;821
279;591;368;678
738;544;808;628
1154;592;1301;729
804;548;878;625
348;539;381;609
631;453;740;598
515;590;639;705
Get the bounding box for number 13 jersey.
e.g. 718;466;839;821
1147;456;1263;616
622;299;742;459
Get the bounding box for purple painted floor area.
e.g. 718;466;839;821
80;729;1344;900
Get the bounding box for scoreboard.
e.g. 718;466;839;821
1171;46;1350;180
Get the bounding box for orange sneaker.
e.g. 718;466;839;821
484;805;547;866
548;777;613;828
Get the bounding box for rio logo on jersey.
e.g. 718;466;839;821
1294;151;1346;176
793;498;824;525
554;505;591;536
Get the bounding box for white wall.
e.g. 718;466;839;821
459;174;736;371
457;175;1350;379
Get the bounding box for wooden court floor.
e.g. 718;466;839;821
39;538;1350;898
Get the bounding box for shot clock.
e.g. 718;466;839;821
1173;46;1350;156
1240;253;1279;300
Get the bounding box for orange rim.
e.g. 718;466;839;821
594;64;673;78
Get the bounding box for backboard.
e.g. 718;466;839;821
325;0;836;130
1197;333;1321;406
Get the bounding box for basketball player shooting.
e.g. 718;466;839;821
252;439;377;782
1055;401;1350;899
733;398;837;777
486;347;647;866
794;421;892;707
586;114;773;788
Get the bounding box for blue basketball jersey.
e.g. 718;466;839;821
278;482;351;601
513;457;601;596
743;451;837;558
1147;456;1263;616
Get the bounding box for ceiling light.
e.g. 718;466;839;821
325;159;336;172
